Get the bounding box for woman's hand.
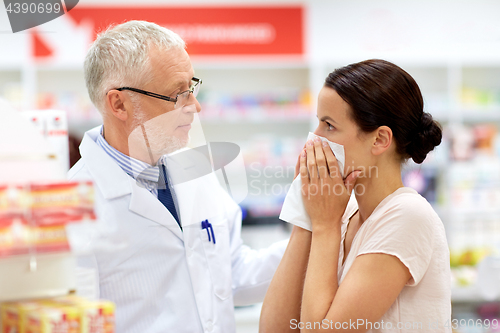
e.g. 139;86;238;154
300;137;360;231
294;142;307;178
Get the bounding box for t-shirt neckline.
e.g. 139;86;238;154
340;186;417;268
343;186;416;224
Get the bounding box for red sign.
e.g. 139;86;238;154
65;6;304;56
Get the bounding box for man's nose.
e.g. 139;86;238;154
184;93;201;113
193;97;201;113
182;94;201;113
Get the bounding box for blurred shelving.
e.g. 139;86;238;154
1;2;500;332
3;61;500;222
2;6;500;328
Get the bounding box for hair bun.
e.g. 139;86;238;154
406;112;442;164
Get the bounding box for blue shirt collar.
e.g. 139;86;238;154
96;126;161;182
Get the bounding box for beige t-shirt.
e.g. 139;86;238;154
338;187;451;333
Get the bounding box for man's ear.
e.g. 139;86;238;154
106;90;130;122
371;125;393;156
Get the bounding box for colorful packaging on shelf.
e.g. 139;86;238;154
30;181;96;226
0;221;70;257
0;185;27;224
1;296;115;333
25;305;80;333
33;224;71;254
0;185;30;257
50;296;115;333
0;217;31;257
0;181;97;258
1;301;41;333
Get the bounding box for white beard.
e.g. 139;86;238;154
139;119;188;156
128;106;190;165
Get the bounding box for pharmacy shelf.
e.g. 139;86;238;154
234;303;262;333
4;63;500;126
0;253;76;302
451;286;499;304
461;110;500;123
199;116;311;124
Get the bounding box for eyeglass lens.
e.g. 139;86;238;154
175;80;200;108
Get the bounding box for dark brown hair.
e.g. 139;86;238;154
325;59;442;164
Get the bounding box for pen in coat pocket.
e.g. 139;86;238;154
201;219;216;244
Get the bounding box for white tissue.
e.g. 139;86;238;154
279;132;345;231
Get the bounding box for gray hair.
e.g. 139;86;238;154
84;20;186;114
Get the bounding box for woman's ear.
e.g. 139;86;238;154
106;90;130;122
371;125;393;156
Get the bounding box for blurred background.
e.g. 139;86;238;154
2;0;500;331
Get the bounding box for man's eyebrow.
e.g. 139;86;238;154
167;78;191;93
317;115;338;124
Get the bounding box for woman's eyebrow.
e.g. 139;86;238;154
317;115;338;124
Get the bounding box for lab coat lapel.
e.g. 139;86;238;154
174;174;225;228
79;128;130;199
165;148;225;228
164;150;200;229
128;178;183;241
80;127;183;241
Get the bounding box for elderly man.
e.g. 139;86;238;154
69;20;286;333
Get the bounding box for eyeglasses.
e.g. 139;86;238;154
114;77;202;109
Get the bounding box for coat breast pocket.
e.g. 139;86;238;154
199;217;233;300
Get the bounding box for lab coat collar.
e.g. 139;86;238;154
163;145;226;228
80;126;184;240
80;126;131;200
163;148;203;228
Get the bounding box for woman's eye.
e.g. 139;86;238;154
326;122;335;131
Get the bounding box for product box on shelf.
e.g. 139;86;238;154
31;182;96;226
0;180;98;303
49;296;115;333
0;102;67;184
1;301;41;333
1;295;115;333
0;185;29;258
19;110;70;173
0;181;96;258
25;305;81;333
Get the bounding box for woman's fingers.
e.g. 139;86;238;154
294;153;301;179
321;141;340;178
294;143;307;178
313;138;329;179
299;149;309;187
306;140;317;179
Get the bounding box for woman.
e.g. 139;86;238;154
260;59;451;332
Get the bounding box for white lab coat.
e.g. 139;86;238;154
68;127;287;333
